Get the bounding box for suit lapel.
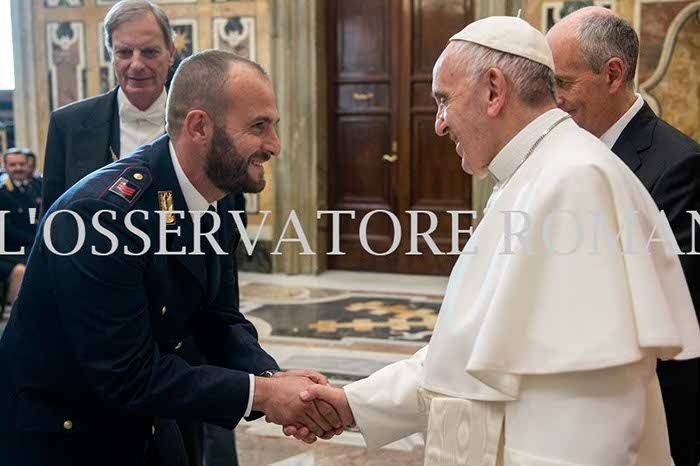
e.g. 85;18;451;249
72;88;120;172
110;96;121;158
148;136;207;293
611;102;656;174
611;137;641;172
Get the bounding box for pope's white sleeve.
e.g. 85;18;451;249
343;346;428;449
503;354;671;466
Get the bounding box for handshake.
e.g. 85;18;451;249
251;369;355;443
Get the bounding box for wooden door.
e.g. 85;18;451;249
328;0;473;275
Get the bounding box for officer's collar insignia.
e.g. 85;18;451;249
158;190;175;224
109;177;140;203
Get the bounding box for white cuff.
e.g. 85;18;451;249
244;374;255;418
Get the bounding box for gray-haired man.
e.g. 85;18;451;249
547;9;700;465
42;0;174;213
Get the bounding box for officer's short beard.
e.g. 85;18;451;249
206;124;266;194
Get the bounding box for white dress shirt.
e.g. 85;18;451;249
118;88;167;157
169;141;255;418
600;93;644;149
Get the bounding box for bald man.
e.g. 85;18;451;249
547;8;700;466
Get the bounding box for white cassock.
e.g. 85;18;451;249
344;108;700;466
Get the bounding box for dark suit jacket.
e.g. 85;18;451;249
612;103;700;315
612;102;700;466
0;136;277;466
42;88;121;215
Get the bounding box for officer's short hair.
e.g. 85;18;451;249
103;0;173;54
166;50;269;137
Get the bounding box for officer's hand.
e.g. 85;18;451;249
273;368;329;385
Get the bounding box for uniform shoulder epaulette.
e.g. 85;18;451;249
1;175;13;192
99;166;152;208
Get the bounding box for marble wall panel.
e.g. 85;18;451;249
45;0;82;7
97;21;115;94
540;0;615;31
46;21;86;111
212;16;256;60
638;1;699;141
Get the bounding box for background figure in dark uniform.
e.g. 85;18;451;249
0;149;40;318
547;9;700;465
0;50;342;466
23;150;43;204
40;1;246;463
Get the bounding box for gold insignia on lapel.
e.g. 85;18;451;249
158;190;175;224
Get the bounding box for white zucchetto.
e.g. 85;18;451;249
450;16;555;71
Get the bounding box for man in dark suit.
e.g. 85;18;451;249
0;50;343;466
42;0;175;213
548;8;700;466
41;2;250;463
0;149;40;317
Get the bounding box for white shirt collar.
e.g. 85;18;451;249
118;87;167;125
600;94;644;149
488;108;569;186
168;140;217;213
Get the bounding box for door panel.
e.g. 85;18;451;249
336;0;392;79
335;116;393;206
329;0;473;275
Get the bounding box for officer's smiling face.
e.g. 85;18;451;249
206;67;281;194
4;153;28;183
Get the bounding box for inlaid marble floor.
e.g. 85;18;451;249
234;271;448;465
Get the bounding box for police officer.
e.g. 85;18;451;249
0;51;343;466
23;150;43;206
41;2;249;463
0;149;39;317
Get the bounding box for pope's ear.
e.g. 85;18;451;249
486;67;507;117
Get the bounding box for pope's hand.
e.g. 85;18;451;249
281;385;355;443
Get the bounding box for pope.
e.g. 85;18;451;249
285;16;700;466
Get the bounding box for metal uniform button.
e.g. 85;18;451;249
63;420;73;430
175;341;182;350
161;306;167;316
133;173;144;181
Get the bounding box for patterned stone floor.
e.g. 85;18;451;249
235;428;424;466
234;271;448;465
